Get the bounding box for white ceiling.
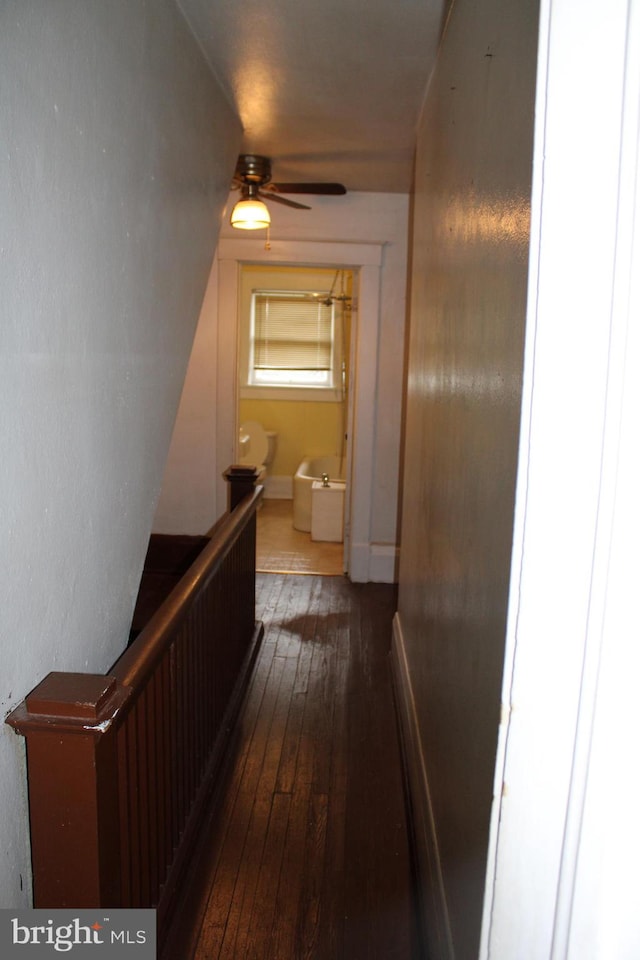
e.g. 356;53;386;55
178;0;450;193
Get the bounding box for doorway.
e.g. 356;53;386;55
215;238;383;583
236;263;354;575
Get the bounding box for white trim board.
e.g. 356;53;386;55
481;2;640;957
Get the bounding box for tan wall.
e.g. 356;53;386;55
395;0;539;955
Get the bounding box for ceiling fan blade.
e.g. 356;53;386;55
271;182;347;196
259;191;311;210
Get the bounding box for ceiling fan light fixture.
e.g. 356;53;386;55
230;196;271;230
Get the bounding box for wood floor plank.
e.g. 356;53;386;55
196;654;288;957
267;780;313;959
343;583;416;960
272;573;314;659
185;574;418;960
159;588;283;960
316;579;350;959
274;688;307;795
256;573;289;636
215;648;300;959
295;790;329;960
241;791;292;959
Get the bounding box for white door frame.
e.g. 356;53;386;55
481;0;640;956
216;238;382;582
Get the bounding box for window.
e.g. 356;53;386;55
247;289;339;392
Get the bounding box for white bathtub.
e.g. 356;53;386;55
293;455;346;532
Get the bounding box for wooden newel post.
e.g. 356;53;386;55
6;671;131;908
223;464;261;512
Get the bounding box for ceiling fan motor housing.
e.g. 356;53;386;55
236;154;272;186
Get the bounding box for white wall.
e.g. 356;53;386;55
152;258;223;534
153;192;410;576
483;1;640;956
0;0;241;907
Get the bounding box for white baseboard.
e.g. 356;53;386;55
264;475;293;500
348;542;398;583
348;541;370;582
391;612;454;960
369;544;399;582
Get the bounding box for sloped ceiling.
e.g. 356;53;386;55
177;0;450;192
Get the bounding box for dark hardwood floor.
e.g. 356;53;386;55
163;573;420;959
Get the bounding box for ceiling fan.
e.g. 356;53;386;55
230;154;346;229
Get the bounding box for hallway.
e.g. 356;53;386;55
163;573;419;959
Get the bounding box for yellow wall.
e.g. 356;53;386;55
239;397;345;476
239;264;350;477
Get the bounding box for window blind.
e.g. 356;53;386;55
252;293;333;371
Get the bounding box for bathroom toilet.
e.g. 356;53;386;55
238;421;277;487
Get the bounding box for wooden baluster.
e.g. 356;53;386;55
5;473;263;937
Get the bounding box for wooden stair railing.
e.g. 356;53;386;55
6;468;263;943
